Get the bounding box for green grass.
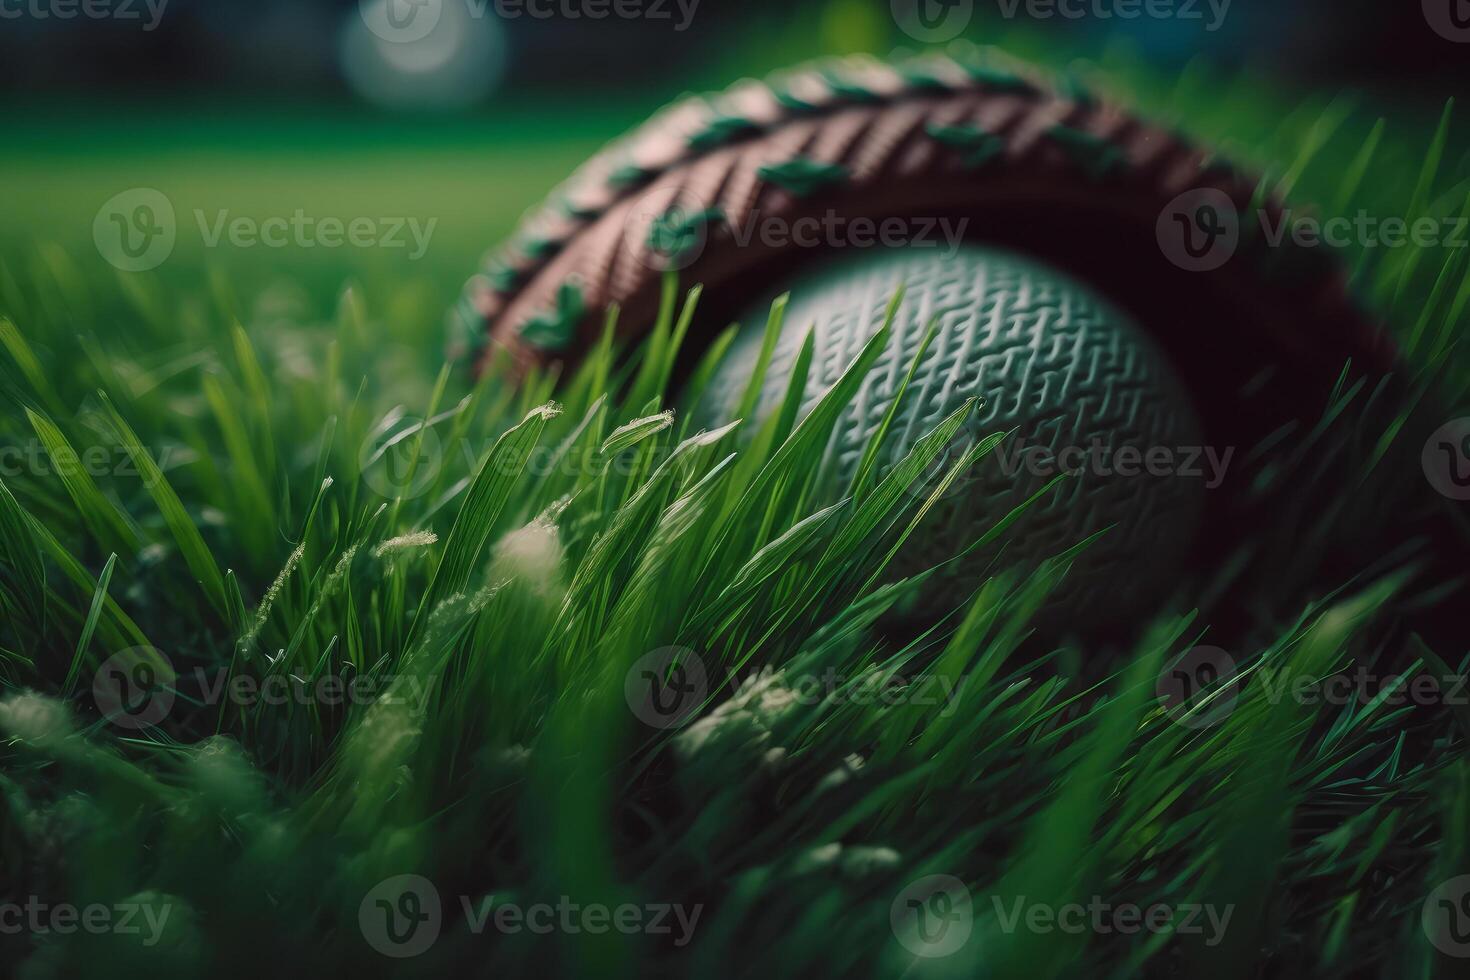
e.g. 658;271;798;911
2;48;1470;980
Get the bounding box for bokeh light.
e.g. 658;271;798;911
340;0;508;111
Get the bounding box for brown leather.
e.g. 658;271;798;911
454;49;1395;383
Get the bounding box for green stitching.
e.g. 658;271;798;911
898;65;953;92
1059;75;1096;108
821;71;885;104
609;163;657;189
520;236;561;260
647;207;724;264
1048;126;1125;181
756;158;850;197
925;123;1005;169
558;197;601;222
958;62;1036;95
487;261;519;293
688;114;761;151
518;282;585;352
773;87;820;114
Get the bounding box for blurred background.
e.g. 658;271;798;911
3;0;1465;97
1;0;1465;348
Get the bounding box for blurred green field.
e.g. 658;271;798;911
0;100;650;300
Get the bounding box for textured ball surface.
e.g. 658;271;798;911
701;244;1207;627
